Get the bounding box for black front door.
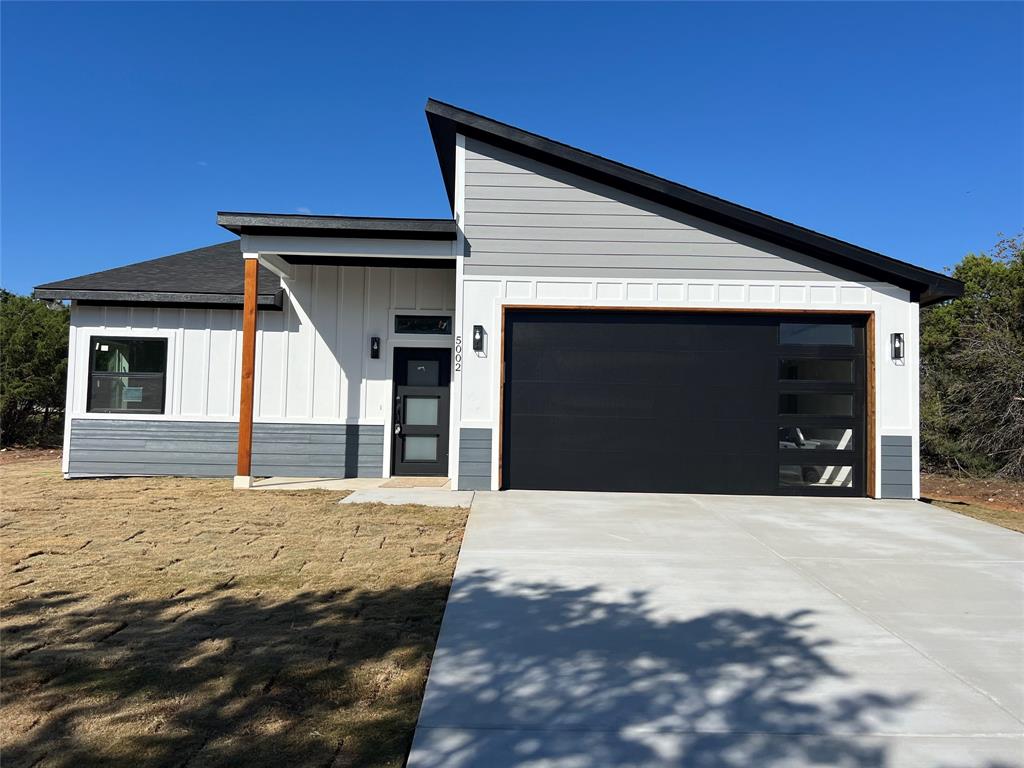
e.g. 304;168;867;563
392;348;451;476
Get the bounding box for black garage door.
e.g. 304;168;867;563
501;310;866;496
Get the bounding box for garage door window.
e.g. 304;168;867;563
778;426;855;450
779;393;854;416
779;464;854;488
779;359;854;382
775;316;864;495
779;323;854;346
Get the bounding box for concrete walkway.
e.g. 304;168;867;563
251;476;451;491
409;491;1024;767
339;488;474;507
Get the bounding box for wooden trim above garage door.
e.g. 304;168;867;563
497;305;877;497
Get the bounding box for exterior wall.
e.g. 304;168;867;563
457;427;492;491
64;265;456;478
68;419;383;478
452;136;922;498
880;436;914;498
463;139;866;282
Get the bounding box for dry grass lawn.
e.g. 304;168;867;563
1;456;468;767
925;500;1024;533
921;472;1024;533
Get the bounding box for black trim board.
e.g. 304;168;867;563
218;212;458;240
280;255;455;270
35;290;283;310
425;98;962;306
34;240;284;310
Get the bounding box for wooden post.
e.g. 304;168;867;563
234;255;259;489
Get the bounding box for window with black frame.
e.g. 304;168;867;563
776;321;864;493
394;315;452;335
88;337;168;414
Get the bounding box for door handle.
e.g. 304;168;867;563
394;423;401;435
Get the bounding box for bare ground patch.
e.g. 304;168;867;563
0;459;468;767
921;472;1024;533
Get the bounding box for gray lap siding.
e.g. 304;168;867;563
880;435;914;499
462;139;867;283
67;419;384;478
457;427;492;491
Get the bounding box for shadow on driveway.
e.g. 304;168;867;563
411;571;1018;768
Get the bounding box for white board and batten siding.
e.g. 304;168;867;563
452;137;920;498
65;266;456;478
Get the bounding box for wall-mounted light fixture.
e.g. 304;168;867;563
370;336;380;359
472;325;485;352
891;332;905;361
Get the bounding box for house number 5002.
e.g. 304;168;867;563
454;336;463;372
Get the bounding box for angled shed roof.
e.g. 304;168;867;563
34;240;283;309
425;98;962;305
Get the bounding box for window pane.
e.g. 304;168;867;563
405;396;439;426
778;426;855;450
779;323;854;346
89;375;165;413
779;359;854;382
92;340;131;372
92;337;166;373
394;315;452;335
779;393;854;416
404;436;438;461
89;337;168;414
780;464;854;488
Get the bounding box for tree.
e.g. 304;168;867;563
921;234;1024;477
0;291;70;446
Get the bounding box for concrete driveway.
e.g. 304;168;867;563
409;492;1024;768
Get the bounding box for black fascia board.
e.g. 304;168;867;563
280;255;455;270
217;212;458;240
424;98;963;305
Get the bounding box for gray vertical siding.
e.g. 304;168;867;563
67;419;384;479
880;435;914;499
462;138;867;282
457;427;492;491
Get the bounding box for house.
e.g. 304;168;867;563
34;99;963;498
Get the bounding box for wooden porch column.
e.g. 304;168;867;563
233;254;259;489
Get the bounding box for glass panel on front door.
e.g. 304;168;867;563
405;397;439;426
404;436;438;461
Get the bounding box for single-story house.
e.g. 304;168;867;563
35;99;963;498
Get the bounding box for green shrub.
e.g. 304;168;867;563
921;234;1024;477
0;291;70;446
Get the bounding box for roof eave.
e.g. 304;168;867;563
33;288;284;310
217;212;458;240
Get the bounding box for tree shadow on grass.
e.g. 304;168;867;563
3;582;451;767
1;573;1012;768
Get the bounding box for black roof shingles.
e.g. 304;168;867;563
34;240;283;309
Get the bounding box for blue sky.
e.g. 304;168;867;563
2;2;1021;295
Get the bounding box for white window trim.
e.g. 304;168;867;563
74;328;178;419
